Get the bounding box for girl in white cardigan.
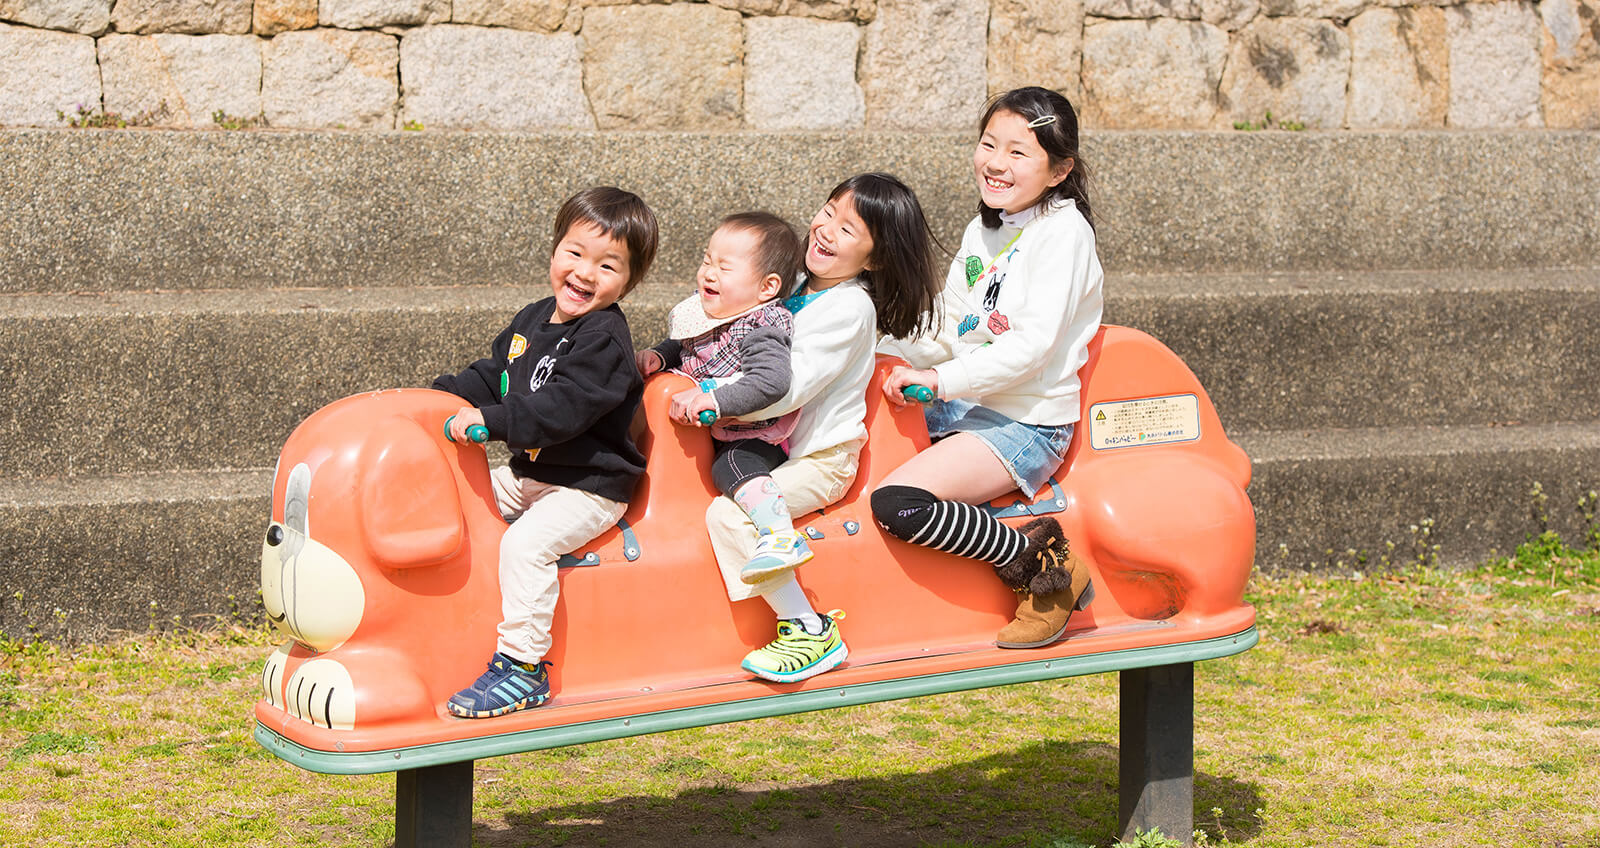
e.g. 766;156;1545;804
874;87;1105;650
690;172;940;683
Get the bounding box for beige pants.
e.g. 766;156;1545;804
707;438;864;602
490;465;627;663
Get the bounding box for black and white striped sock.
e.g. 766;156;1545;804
871;485;1025;565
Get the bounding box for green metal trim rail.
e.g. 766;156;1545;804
257;626;1258;775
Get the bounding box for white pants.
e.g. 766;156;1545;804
706;439;863;602
491;465;627;663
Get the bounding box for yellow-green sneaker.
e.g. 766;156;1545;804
740;610;847;683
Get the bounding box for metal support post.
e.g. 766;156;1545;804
1119;662;1194;846
395;760;474;848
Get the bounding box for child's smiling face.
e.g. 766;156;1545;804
548;220;632;323
696;224;782;319
973;109;1072;216
805;191;875;289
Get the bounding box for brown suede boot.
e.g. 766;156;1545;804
994;517;1094;649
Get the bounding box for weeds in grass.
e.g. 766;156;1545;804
1192;805;1269;846
1579;488;1600;550
1482;528;1600;595
1530;481;1551;531
9;732;97;762
1113;827;1182;847
1318;516;1440;572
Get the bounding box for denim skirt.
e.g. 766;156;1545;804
923;398;1073;497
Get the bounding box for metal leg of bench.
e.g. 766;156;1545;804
1119;662;1194;846
395;760;473;848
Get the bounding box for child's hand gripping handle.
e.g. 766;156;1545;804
444;415;488;444
697;379;718;425
902;384;935;403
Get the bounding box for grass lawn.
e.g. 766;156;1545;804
2;533;1596;848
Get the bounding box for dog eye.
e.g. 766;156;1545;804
266;525;284;546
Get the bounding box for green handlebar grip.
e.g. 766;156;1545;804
444;415;489;444
902;384;934;403
698;409;718;425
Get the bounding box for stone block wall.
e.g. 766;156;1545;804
1;0;1597;130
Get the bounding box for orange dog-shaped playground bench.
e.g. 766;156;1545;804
254;325;1257;847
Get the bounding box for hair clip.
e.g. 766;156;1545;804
1026;115;1058;129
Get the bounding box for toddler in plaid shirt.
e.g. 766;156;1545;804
636;212;814;584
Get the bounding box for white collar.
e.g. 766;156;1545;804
998;196;1073;229
666;294;771;340
790;272;862;297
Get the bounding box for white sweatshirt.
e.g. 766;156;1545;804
880;199;1103;426
746;279;876;460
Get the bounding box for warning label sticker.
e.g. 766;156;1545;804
1088;394;1201;451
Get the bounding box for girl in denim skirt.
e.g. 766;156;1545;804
874;86;1104;649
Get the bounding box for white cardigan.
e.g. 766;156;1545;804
747;279;876;459
880;199;1103;427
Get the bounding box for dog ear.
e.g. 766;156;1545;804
355;415;466;569
279;462;312;560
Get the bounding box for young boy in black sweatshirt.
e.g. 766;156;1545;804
434;186;659;718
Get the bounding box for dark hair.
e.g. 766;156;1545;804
551;186;660;294
718;211;802;296
822;172;941;340
976;87;1093;232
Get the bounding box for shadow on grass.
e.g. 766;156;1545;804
477;740;1263;848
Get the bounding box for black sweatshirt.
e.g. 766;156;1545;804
432;298;645;504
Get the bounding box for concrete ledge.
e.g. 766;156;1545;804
0;284;681;477
1240;420;1600;572
3;130;1597;293
6;270;1596;478
0;469;272;643
1110;267;1600;433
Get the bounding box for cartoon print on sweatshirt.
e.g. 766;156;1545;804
982;271;1004;312
521;337;570;461
527;337;569;393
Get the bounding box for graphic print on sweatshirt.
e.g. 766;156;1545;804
525;337;569;392
521;336;569;462
982;271;1004;312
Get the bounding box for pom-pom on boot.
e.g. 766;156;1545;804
994;516;1094;648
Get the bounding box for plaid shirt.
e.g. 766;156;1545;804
677;303;799;443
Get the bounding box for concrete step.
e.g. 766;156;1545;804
0;468;272;642
6;420;1596;642
4;269;1596;478
1108;267;1600;433
1238;419;1600;573
3;130;1597;293
0;282;687;479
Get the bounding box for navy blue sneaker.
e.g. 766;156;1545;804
446;653;552;718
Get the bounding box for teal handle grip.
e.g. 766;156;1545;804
902;384;934;403
696;379;718;425
444;415;488;444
